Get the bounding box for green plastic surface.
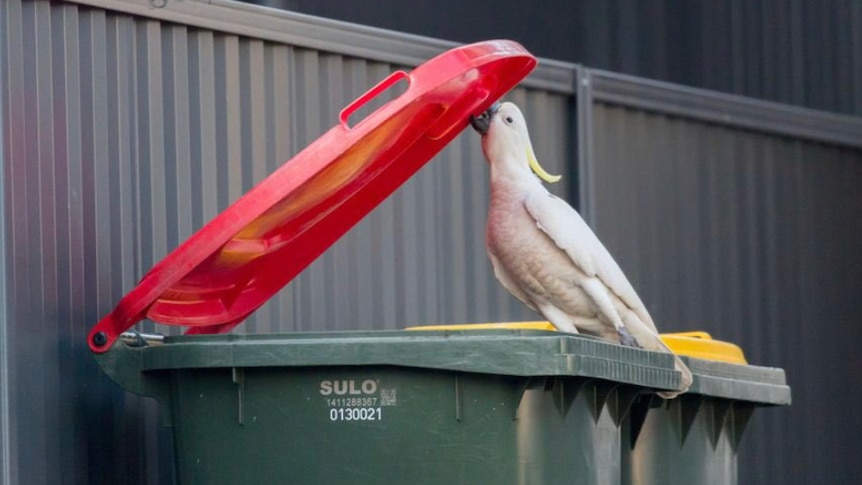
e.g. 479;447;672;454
622;356;791;485
96;330;789;484
97;330;680;484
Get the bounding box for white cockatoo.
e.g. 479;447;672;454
470;101;692;398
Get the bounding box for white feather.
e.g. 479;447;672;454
480;102;692;398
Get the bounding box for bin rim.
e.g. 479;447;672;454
95;329;689;399
410;323;790;405
409;323;749;364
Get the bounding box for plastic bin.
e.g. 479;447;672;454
97;329;684;484
620;334;791;485
88;38;790;484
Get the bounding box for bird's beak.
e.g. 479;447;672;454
527;144;562;183
470;102;500;135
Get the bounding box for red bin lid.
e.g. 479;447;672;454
89;40;537;352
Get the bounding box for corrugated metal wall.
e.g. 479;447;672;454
581;72;862;485
0;1;572;483
3;1;862;484
271;0;862;117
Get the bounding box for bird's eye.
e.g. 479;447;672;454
505;116;514;123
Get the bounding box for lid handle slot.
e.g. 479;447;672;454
339;70;410;128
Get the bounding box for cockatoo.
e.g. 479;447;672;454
470;101;692;398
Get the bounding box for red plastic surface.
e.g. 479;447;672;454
89;40;537;352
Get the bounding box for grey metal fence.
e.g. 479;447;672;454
0;1;572;483
579;70;862;485
2;0;861;484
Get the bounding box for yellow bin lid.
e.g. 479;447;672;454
407;323;747;365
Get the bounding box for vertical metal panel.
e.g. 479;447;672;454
1;1;573;483
0;1;9;483
586;79;862;485
8;1;859;484
279;0;862;117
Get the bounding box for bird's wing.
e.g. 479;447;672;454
487;251;539;312
524;189;658;333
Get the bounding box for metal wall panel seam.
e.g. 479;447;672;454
20;3;46;476
36;3;63;481
63;0;577;94
192;30;219;227
168;25;194;244
88;8;117;327
59;10;95;482
853;1;862;115
588;69;862;149
108;14;137;311
0;0;10;481
576;66;597;225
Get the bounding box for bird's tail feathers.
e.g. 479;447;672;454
656;352;693;399
636;334;693;399
628;327;693;399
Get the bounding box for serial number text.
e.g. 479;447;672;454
329;407;383;422
325;397;378;407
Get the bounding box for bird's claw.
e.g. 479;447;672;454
618;327;642;348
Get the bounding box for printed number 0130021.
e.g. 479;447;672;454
329;407;382;422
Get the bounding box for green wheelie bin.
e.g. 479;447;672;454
621;332;792;485
96;327;685;484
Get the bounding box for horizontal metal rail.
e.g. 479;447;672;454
586;69;862;150
65;0;577;94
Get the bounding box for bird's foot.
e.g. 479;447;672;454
618;327;642;348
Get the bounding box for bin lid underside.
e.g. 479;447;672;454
89;40;537;353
